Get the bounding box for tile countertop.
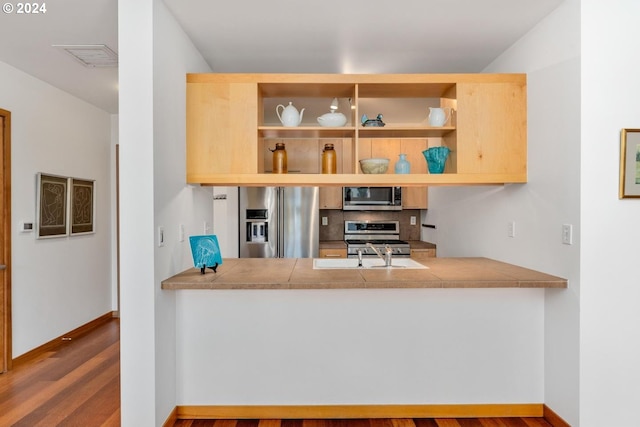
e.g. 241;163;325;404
161;257;567;290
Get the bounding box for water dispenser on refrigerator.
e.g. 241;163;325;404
245;209;268;243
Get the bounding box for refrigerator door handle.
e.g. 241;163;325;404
276;187;285;258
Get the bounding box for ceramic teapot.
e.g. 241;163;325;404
276;102;305;127
428;107;452;127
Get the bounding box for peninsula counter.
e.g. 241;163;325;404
161;257;567;290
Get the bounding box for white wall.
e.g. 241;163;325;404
153;0;214;423
177;289;544;405
427;1;581;424
0;60;113;357
118;0;157;422
213;187;239;258
119;0;212;425
581;2;640;426
110;114;119;311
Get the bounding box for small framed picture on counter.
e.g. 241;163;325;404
620;128;640;198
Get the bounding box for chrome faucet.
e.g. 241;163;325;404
357;249;363;267
366;242;393;267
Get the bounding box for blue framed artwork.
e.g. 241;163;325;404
189;235;223;273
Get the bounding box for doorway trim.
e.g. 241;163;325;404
0;108;11;373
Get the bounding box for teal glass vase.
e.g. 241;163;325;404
422;146;450;174
394;153;410;174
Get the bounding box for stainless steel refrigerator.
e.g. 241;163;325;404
239;187;319;258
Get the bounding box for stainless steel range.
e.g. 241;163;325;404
344;220;411;258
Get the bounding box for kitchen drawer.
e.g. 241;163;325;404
319;248;348;259
410;248;436;260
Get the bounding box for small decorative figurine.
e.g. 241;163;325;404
361;113;385;127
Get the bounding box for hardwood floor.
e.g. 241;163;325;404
0;318;554;427
172;419;552;427
0;318;120;426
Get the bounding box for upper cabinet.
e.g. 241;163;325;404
186;73;526;186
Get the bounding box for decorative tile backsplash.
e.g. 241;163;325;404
319;209;422;241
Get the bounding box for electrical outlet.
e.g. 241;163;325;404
562;224;573;245
321;216;328;226
203;221;209;234
410;216;417;225
508;221;516;238
158;226;165;247
178;224;185;242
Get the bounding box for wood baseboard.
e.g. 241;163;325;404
544;405;571;427
12;311;117;368
176;404;544;420
163;406;178;427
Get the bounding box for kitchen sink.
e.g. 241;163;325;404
312;258;429;269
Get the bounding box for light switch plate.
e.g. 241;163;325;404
562;224;573;245
19;221;34;232
158;226;165;247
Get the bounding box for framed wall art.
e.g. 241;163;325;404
36;173;69;238
70;178;95;235
620;128;640;198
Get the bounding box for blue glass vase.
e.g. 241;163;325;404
422;146;450;174
394;153;410;174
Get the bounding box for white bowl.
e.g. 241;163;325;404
359;158;390;174
317;112;347;127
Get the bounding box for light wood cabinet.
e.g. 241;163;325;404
410;248;436;260
186;80;258;179
318;248;347;258
403;187;428;209
319;187;342;209
401;139;428;208
186;73;526;186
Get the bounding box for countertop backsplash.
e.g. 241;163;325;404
319;209;422;241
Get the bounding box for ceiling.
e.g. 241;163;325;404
0;0;563;115
0;0;118;113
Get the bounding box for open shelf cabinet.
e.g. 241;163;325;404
186;73;526;186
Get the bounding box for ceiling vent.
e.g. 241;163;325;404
53;44;118;68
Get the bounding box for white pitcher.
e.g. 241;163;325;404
428;107;452;127
276;102;305;127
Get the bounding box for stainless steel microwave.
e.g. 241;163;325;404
342;186;402;211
